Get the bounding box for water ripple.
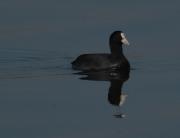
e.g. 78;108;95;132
0;48;73;79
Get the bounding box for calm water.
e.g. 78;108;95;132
0;0;180;138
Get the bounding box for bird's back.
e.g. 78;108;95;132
71;53;129;71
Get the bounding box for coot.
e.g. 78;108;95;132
71;31;130;71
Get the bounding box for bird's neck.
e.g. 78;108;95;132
109;42;124;57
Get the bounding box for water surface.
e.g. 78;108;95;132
0;0;180;138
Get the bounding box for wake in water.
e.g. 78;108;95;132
0;48;74;79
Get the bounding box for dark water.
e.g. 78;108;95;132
0;0;180;138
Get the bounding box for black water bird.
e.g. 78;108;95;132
71;31;130;71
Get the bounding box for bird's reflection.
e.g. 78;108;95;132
75;69;130;118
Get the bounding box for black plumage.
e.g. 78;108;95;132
71;31;130;71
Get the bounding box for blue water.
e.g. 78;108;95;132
0;0;180;138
